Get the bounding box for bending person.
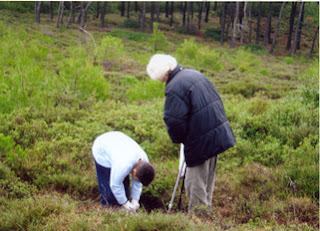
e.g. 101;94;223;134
92;131;155;213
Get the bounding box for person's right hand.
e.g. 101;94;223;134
122;201;136;213
131;199;140;211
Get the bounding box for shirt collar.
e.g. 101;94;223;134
167;64;184;85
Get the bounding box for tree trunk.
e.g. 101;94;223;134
165;2;169;18
156;2;161;22
127;2;130;18
49;1;53;20
170;2;174;27
35;1;41;24
205;2;210;23
291;2;304;55
255;2;261;45
220;2;226;45
135;2;139;12
225;7;233;39
310;26;319;55
213;2;217;11
72;2;76;23
186;2;191;34
59;1;64;25
230;2;239;49
248;3;252;43
286;2;297;50
150;2;155;31
140;2;146;32
76;2;82;24
296;3;304;50
240;2;247;46
197;2;203;30
57;1;63;28
120;2;125;17
100;2;107;27
80;2;92;30
263;2;273;46
182;2;186;26
190;2;193;19
267;3;273;44
66;1;73;28
79;2;84;27
96;2;100;19
269;2;286;54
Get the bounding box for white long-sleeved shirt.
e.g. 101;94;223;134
92;131;149;205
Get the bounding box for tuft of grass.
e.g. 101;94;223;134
284;57;294;64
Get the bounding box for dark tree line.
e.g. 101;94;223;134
33;1;318;55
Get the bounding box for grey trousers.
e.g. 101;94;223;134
185;155;217;213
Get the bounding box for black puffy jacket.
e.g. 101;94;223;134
164;65;236;167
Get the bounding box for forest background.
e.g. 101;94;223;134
0;1;319;230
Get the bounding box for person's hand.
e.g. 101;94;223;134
131;199;140;212
122;201;135;213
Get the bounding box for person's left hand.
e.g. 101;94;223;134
131;199;140;212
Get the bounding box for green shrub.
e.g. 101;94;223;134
176;38;198;59
175;38;223;72
123;75;139;85
238;163;278;199
98;36;125;61
0;176;38;198
224;49;261;73
244;43;266;54
108;30;151;42
126;80;165;102
120;18;140;29
0;133;26;170
0;163;10;180
284;57;294;64
144;160;177;198
259;68;270;75
283;137;319;199
221;78;266;98
148;23;169;52
248;98;270;115
249;136;287;166
205;28;225;41
176;27;196;35
58;47;110;101
299;60;319;107
0;2;34;13
302;87;319;107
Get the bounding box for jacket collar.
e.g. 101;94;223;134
167;64;184;85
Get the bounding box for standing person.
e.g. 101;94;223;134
92;131;155;213
146;54;235;215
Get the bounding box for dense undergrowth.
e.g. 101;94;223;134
0;9;319;230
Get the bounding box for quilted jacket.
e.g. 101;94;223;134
164;65;236;167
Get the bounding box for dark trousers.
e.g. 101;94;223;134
95;161;130;206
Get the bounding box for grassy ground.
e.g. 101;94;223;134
0;9;319;230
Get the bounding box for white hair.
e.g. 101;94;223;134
146;54;177;81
